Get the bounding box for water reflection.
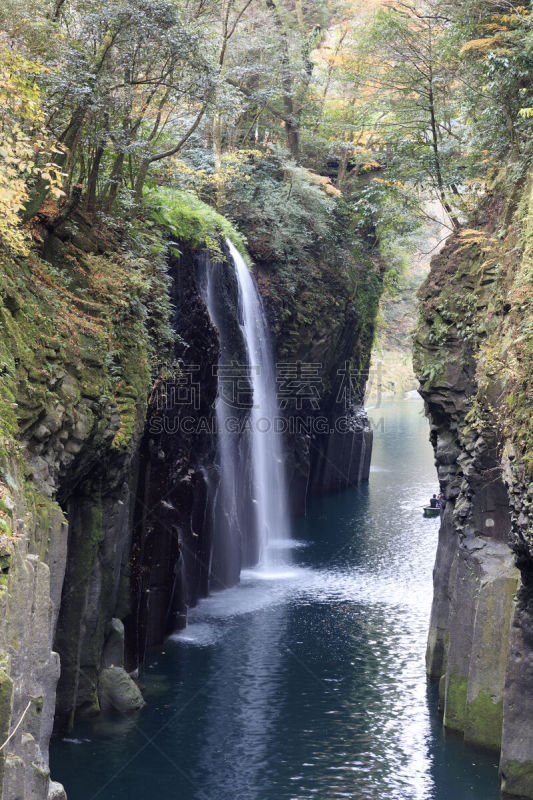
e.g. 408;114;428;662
193;595;288;800
51;399;501;800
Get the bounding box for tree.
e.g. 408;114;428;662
1;0;219;216
352;0;463;227
0;46;64;252
217;0;335;160
437;0;533;164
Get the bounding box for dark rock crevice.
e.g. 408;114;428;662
126;246;220;668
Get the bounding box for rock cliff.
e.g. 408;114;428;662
0;186;380;798
414;169;533;798
241;216;380;511
0;209;158;796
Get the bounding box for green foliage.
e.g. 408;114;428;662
147;186;247;257
435;0;533;183
0;0;217;213
218;148;339;266
3;0;533;231
0;47;64;253
184;146;383;363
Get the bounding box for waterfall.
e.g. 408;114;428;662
226;239;291;570
198;240;291;588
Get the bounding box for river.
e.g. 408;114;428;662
50;398;501;800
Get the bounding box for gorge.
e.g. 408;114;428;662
3;0;533;799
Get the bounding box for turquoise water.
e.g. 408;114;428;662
51;399;501;800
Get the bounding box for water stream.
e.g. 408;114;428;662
226;239;291;569
51;399;501;800
198;241;291;582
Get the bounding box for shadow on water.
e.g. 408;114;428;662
50;398;501;800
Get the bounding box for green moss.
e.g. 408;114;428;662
0;666;14;786
435;634;449;712
30;496;56;561
0;494;13;517
501;759;533;798
76;699;100;719
147;187;247;256
0;667;13;734
0;210;163;477
465;689;503;751
31;755;49;782
443;673;468;732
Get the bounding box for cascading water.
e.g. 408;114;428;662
198;240;291;586
226;239;291;570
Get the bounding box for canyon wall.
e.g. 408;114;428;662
0;194;379;798
415;169;533;798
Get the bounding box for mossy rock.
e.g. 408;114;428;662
98;667;145;714
0;666;14;786
465;689;503;751
443;673;468;732
501;759;533;798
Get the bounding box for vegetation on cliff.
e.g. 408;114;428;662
1;0;532;591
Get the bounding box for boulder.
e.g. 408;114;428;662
48;781;67;800
98;667;145;714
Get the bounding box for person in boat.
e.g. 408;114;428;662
429;494;439;509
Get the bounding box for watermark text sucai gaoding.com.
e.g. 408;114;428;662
148;414;366;436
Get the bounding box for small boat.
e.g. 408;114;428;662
423;506;440;518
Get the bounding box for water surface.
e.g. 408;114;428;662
51;399;501;800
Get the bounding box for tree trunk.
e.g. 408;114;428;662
85;145;105;212
285;119;299;161
104;152;125;212
428;84;460;230
266;0;300;161
134;159;150;204
22;106;88;222
48;183;83;233
213;111;225;209
336;146;349;189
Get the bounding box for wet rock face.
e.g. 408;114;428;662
126;247;219;666
420;386;519;754
501;589;533;798
54;482;137;730
0;477;68;800
0;213;154;797
260;264;378;512
414;208;533;797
